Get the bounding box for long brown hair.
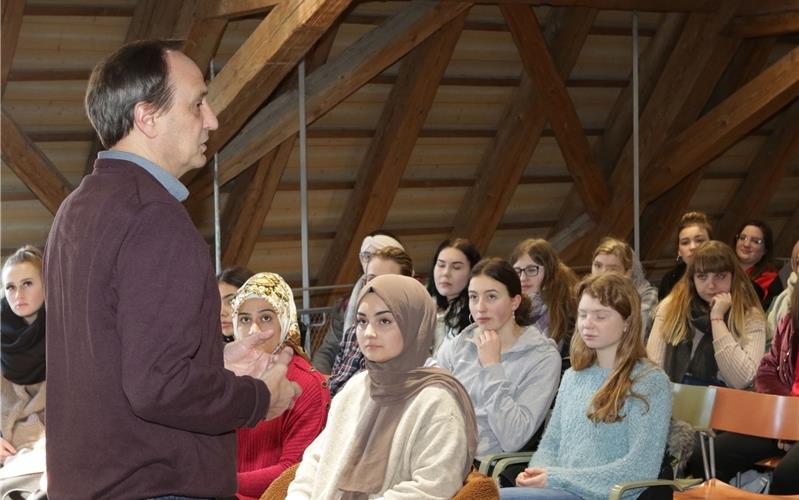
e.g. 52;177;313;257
571;272;650;423
659;241;763;345
510;238;578;344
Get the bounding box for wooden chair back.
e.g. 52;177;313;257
710;387;799;441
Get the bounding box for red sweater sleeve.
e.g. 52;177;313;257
236;356;330;499
755;314;792;396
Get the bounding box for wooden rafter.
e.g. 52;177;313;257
1;110;72;215
1;0;25;96
640;36;775;260
547;11;686;240
82;0;188;177
550;6;741;261
314;11;468;290
219;26;340;268
715;100;799;242
451;7;597;253
187;0;472;201
440;0;718;11
503;4;608;220
203;0;351;157
726;10;799;38
641;46;799;205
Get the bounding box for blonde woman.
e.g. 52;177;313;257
647;241;766;388
500;273;671;500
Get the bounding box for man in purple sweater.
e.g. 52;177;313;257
44;40;300;499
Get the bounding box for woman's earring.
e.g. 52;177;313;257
469;314;474;323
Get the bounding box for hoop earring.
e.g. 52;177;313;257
469;314;474;323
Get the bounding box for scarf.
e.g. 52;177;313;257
663;296;724;385
338;274;478;499
230;272;308;361
1;297;46;385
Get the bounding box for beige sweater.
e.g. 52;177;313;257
286;371;470;500
1;377;46;467
646;297;765;389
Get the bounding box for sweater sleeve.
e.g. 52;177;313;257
237;366;330;497
646;302;669;369
476;349;561;452
755;314;792;396
116;203;268;434
434;331;457;373
285;412;330;499
544;369;672;500
712;310;766;389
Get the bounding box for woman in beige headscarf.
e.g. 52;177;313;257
287;274;478;499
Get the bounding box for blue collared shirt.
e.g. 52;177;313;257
97;150;189;202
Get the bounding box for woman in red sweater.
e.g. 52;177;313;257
231;272;331;499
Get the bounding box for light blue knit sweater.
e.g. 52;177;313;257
529;361;672;500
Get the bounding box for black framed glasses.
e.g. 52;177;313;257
513;265;541;278
736;234;765;246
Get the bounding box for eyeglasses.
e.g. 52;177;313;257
736;234;765;246
513;265;540;278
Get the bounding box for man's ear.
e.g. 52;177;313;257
132;101;159;138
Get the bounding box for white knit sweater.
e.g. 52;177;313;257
286;371;470;499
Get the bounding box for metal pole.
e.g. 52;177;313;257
210;59;221;274
298;60;312;353
632;12;641;257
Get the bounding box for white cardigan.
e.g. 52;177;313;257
286;371;470;499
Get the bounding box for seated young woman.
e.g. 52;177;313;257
500;272;672;500
510;238;578;367
287;274;478;499
658;212;712;300
686;283;798;494
733;220;784;311
230;272;331;499
591;237;659;334
426;238;481;354
647;240;766;388
436;258;561;456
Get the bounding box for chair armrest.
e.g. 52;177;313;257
490;455;535;481
608;477;703;500
477;452;533;475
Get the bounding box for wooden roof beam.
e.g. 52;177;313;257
188;0;472;201
714;99;799;242
726;10;799;38
314;11;467;289
199;0;281;19
440;0;718;12
774;206;799;258
1;0;25;96
1;110;72;215
642;45;799;205
503;4;608;220
203;0;350;157
450;6;597;253
219;26;339;268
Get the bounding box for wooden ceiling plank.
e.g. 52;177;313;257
189;0;472;201
204;0;351;157
199;0;281;19
439;0;718;11
774;205;799;258
219;25;340;268
714;99;799;243
450;6;597;253
641;45;799;205
704;36;777;112
2;110;72;215
1;0;25;96
503;4;608;220
726;10;799;38
314;11;468;289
